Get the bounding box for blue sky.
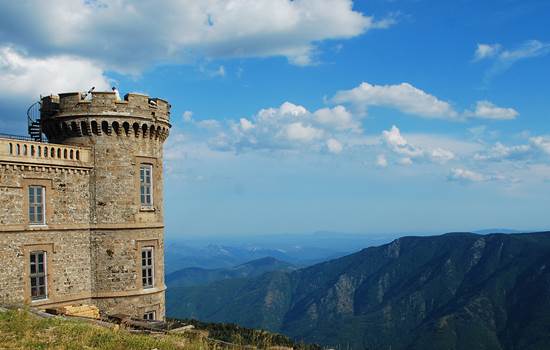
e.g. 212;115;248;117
1;0;549;236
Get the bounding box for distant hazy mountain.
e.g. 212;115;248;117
473;228;526;234
167;231;550;350
164;232;400;273
166;257;297;288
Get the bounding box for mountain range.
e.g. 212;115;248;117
167;231;550;350
166;256;297;288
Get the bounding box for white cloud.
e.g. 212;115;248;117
430;148;455;164
530;136;550;155
474;142;532;162
382;125;424;158
448;168;501;183
331;82;519;122
398;157;413;166
332;82;459;119
0;0;387;72
473;43;502;61
314;105;361;132
197;119;222;129
474;40;550;79
284;122;324;142
376;154;388;168
380;125;456;165
465;100;519;120
183;111;194;123
208;101;359;153
239;118;254;131
0;45;110;99
326;138;343;154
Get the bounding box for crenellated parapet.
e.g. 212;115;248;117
41;92;171;143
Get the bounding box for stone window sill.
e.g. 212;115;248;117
28;224;48;230
140;207;155;212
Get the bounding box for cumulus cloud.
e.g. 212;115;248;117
208;101;358;153
382;125;424;157
0;45;110;99
380;125;455;165
331;81;518;121
474;40;550;80
465;100;519;120
447;168;504;183
314;105;361;132
0;0;388;72
530;136;550;155
332;82;459;119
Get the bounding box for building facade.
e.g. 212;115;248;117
0;91;170;320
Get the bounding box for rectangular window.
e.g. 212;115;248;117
29;186;45;225
143;311;156;321
140;164;153;208
141;247;154;288
30;251;47;300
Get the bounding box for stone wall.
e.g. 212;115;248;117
0;165;90;228
0;229;93;306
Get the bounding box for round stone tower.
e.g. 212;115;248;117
40;91;171;320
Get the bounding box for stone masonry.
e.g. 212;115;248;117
0;91;171;320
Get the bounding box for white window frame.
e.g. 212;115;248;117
28;186;46;225
140;164;153;209
143;311;156;321
141;247;154;289
30;251;48;301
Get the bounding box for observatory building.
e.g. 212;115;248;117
0;91;171;320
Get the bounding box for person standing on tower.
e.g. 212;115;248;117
112;86;120;100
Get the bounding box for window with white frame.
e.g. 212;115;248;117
143;311;156;321
140;164;153;208
28;186;45;225
30;251;47;300
141;247;154;288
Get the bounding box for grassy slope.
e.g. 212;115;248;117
0;309;208;350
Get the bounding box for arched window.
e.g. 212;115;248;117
30;145;34;156
9;143;13;155
81;121;89;136
91;121;99;135
112;121;120;135
70;150;74;159
123;122;130;136
63;149;67;159
142;124;148;138
133;123;140;137
101;121;109;135
38;146;41;157
23;144;28;156
50;148;55;158
76;150;80;160
44;147;48;157
57;148;61;158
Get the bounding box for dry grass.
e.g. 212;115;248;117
0;309;213;350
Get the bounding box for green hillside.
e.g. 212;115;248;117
167;231;550;349
167;257;296;288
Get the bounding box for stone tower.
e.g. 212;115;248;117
39;91;171;318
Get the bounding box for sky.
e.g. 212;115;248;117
1;0;549;237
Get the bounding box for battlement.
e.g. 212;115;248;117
41;92;171;123
0;137;92;168
40;91;171;143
